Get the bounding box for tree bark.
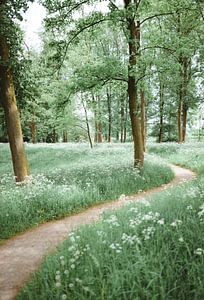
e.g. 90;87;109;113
124;0;144;168
178;91;183;144
123;95;128;143
63;130;68;142
158;81;164;143
140;90;146;151
0;37;29;182
181;57;189;143
182;104;187;143
106;88;112;143
81;97;93;149
120;96;124;143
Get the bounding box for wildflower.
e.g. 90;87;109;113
61;294;67;300
129;207;138;213
139;198;150;207
187;205;193;210
170;219;182;227
142;226;155;240
157;219;165;225
178;237;184;242
109;243;122;253
69;283;74;288
75;278;82;284
71;264;75;269
61;260;65;266
194;248;204;255
56;282;61;288
121;233;141;245
119;194;126;200
55;275;61;281
104;215;119;227
64;270;69;275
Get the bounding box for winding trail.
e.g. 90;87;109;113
0;164;196;300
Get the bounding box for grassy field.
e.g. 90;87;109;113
0;143;173;241
17;142;204;300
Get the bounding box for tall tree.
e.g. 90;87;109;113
0;0;30;182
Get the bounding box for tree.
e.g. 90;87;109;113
0;0;30;182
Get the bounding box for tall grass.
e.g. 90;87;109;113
0;143;173;240
18;142;204;300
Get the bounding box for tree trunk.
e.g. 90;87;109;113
63;130;68;142
123;95;128;143
106;88;112;143
97;122;102;143
0;36;29;182
81;97;93;149
158;81;164;143
178;92;183;144
140;90;146;151
124;0;144;168
120;96;125;143
182;104;187;143
181;57;189;143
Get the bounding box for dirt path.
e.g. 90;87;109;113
0;164;196;300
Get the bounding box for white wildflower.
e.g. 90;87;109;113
55;282;61;288
194;248;204;255
187;205;193;210
119;194;126;200
55;275;61;281
157;219;165;225
178;237;184;242
170;219;182;227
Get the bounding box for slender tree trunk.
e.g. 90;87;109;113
0;36;29;182
93;95;102;143
63;131;68;142
140;90;146;151
182;104;187;143
178;92;183;144
81;97;93;149
123;96;128;143
124;0;144;168
106;88;112;143
158;81;164;143
120;96;124;143
168;104;172;141
94;118;98;143
52;129;57;143
181;58;189;143
97;122;102;143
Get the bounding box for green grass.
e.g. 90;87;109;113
17;142;204;300
0;143;173;241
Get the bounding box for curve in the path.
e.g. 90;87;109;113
0;164;196;300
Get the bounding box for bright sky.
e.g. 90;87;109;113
21;0;123;49
21;2;46;50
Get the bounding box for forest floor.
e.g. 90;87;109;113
0;163;195;300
